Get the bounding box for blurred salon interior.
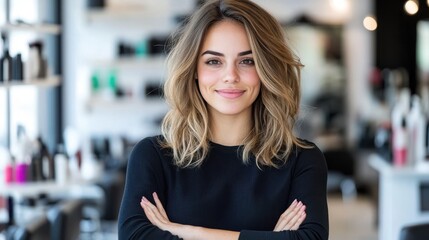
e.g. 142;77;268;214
0;0;429;239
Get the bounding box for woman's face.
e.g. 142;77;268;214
197;20;261;119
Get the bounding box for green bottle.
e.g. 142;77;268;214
107;69;117;95
91;70;102;93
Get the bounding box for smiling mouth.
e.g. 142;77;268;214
216;89;245;99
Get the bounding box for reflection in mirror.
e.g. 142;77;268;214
284;16;347;150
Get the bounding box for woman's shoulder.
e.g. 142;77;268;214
291;138;326;167
296;138;322;154
133;135;164;150
129;135;168;163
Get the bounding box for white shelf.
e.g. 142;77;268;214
0;76;61;88
86;97;168;112
90;56;166;69
0;23;61;34
368;154;429;177
86;7;171;23
0;180;103;199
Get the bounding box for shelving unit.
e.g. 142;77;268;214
0;0;63;230
77;2;184;138
1;0;62;150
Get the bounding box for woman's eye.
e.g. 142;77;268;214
241;58;255;65
206;59;221;65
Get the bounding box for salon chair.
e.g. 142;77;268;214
96;169;125;220
400;223;429;240
324;148;357;200
47;199;83;240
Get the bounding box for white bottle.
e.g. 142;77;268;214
54;145;69;185
407;95;425;167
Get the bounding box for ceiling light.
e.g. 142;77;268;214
329;0;350;13
363;16;377;31
404;0;419;15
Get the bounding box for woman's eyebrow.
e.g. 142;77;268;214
238;50;252;56
201;50;223;56
200;50;252;56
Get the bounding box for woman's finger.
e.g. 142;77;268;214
290;212;306;230
284;205;306;230
275;201;302;231
141;198;157;224
153;192;169;220
141;197;167;228
275;201;304;231
274;199;298;230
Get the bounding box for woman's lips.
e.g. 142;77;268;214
216;89;245;99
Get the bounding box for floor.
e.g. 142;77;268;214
96;193;379;240
328;193;378;240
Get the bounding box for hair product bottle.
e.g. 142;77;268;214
407;95;426;167
54;144;69;185
393;117;408;166
4;159;14;184
1;33;12;83
392;90;409;167
12;53;23;81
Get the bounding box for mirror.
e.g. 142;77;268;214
284;16;347;149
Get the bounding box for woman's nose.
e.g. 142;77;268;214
223;64;239;83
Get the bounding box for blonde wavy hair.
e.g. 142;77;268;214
161;0;308;168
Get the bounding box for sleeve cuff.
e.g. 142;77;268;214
239;230;270;240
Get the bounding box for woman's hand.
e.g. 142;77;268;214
273;199;306;231
140;192;180;232
141;193;305;239
141;192;200;240
141;193;239;240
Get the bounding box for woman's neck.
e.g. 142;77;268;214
209;112;252;146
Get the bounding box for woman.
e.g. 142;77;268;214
118;0;329;239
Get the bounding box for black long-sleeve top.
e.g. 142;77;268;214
118;136;329;240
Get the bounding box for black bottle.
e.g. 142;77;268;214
12;53;23;81
37;137;55;180
1;33;12;82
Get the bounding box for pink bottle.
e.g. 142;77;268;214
393;117;408;167
4;163;14;183
15;163;28;183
